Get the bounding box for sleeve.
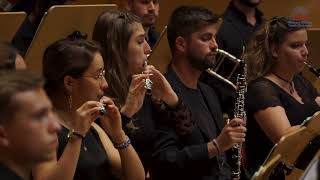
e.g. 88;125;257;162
120;112;139;136
246;79;283;113
152;126;209;170
152;98;194;136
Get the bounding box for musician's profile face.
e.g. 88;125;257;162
186;24;219;71
127;22;151;75
272;29;308;73
129;0;159;27
0;88;61;164
69;52;108;108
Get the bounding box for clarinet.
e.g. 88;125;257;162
229;60;247;180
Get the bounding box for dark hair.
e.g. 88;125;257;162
0;42;21;71
167;6;220;54
245;16;305;82
0;70;43;123
43;38;100;97
92;10;141;105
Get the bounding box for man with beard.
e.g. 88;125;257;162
151;6;246;180
200;0;264;119
128;0;160;48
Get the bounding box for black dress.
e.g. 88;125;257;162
245;75;320;176
57;126;118;180
122;94;191;173
0;164;26;180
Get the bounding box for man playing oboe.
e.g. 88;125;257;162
152;6;246;180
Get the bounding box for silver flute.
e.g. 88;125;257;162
144;60;153;94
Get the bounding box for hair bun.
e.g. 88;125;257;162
67;31;88;40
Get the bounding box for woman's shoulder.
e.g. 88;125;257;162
246;77;283;112
248;77;277;92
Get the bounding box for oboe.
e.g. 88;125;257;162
216;47;247;180
304;62;320;78
229;60;247;180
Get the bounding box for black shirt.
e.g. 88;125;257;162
57;126;117;180
123;93;191;172
245;75;320;176
123;95;156;170
0;164;26;180
216;1;263;59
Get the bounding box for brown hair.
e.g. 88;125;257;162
92;10;141;105
167;6;221;54
245;16;305;82
0;70;43;123
43;38;100;98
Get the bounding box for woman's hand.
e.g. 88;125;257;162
100;96;127;144
73;101;102;135
121;74;150;118
145;65;179;108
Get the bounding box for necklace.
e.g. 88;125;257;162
272;73;294;94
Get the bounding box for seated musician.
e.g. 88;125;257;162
92;10;191;176
33;37;145;180
0;70;60;180
128;0;160;48
244;16;320;177
151;6;246;180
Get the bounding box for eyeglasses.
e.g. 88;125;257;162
81;70;106;83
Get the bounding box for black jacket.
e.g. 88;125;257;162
151;67;231;180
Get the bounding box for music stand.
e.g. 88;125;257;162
0;12;26;43
24;4;117;74
253;111;320;179
66;0;108;5
251;154;282;180
299;150;320;180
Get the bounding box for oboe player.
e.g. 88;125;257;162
244;16;320;178
152;6;246;180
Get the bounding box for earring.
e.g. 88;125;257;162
68;95;72;112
